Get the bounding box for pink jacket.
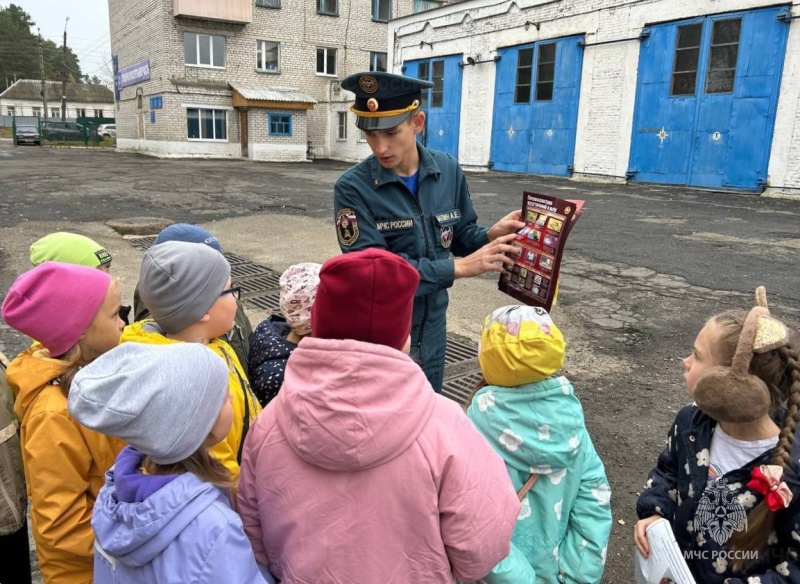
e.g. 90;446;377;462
238;337;519;583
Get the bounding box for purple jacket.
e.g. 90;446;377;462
92;447;272;584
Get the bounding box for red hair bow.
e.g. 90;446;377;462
748;465;793;512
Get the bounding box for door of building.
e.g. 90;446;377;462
490;35;584;175
628;7;789;190
403;55;463;158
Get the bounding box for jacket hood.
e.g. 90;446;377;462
469;376;587;476
119;320;174;345
7;346;67;423
92;465;228;567
276;337;436;472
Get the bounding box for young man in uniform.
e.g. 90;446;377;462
333;71;524;392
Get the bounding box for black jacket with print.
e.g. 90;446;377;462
637;404;800;583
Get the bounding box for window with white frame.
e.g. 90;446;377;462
370;51;387;72
51;108;60;118
317;0;337;15
257;40;280;72
94;109;103;117
184;32;226;68
269;113;292;136
32;107;41;117
316;47;337;75
6;106;15;116
187;108;228;140
337;112;347;140
372;0;391;22
76;108;86;117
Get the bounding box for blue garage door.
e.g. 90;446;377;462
628;7;789;190
490;36;584;175
403;55;463;158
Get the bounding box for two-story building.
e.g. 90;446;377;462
109;0;439;162
0;80;114;119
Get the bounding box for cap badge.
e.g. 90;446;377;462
359;75;379;94
367;98;379;112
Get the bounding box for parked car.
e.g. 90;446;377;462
41;122;86;141
97;124;116;138
14;125;41;146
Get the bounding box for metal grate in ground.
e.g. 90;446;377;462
444;337;478;365
244;292;281;312
223;252;250;265
238;272;282;296
441;370;483;407
128;235;157;250
231;262;274;279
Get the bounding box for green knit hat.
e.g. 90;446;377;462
30;232;112;269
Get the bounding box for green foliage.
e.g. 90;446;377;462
0;4;84;91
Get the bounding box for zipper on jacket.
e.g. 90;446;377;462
412;193;430;348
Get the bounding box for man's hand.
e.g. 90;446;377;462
454;233;520;279
487;210;526;242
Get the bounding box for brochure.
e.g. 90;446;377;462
634;518;696;584
498;191;584;310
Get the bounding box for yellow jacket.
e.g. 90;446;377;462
120;321;261;480
7;346;125;584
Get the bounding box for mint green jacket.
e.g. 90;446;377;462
467;376;612;584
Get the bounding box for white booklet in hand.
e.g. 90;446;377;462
635;518;696;584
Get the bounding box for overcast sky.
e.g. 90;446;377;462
9;0;112;83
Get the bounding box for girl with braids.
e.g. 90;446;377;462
635;287;800;582
1;262;126;584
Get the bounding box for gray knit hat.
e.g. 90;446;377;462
139;241;231;334
68;342;229;465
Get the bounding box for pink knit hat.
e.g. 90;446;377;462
2;262;112;357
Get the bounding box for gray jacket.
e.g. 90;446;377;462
0;352;26;536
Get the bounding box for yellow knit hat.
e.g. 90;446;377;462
479;305;566;387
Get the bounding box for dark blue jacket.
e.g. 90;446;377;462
334;145;489;389
248;316;296;407
637;404;800;582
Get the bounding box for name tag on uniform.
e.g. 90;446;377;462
376;218;414;232
435;210;462;225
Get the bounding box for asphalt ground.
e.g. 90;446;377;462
2;141;800;582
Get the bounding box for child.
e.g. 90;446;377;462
68;342;273;584
466;305;612;583
30;231;132;324
635;288;800;582
238;248;521;583
132;223;253;368
121;240;261;480
248;262;321;406
1;262;126;584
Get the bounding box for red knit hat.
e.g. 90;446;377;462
311;249;419;351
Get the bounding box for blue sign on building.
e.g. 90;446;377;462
118;59;151;91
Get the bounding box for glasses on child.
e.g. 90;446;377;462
219;286;241;300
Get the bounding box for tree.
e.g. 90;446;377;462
0;4;83;91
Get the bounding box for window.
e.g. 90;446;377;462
257;40;280;72
670;23;702;96
6;106;14;116
51;108;60;118
76;108;86;117
705;18;741;94
256;0;281;7
94;109;103;117
372;0;391;22
418;61;430;109
413;0;444;12
187;108;228;140
337;112;347;140
370;51;387;72
317;0;338;16
431;60;444;108
514;48;533;103
269;113;292;136
184;32;225;68
32;107;41;117
535;43;556;101
316;47;337;75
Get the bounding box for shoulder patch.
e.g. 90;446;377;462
336;208;360;247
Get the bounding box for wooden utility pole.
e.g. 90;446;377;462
38;29;48;120
62;18;69;121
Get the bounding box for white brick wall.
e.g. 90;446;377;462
109;0;415;161
389;0;800;192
